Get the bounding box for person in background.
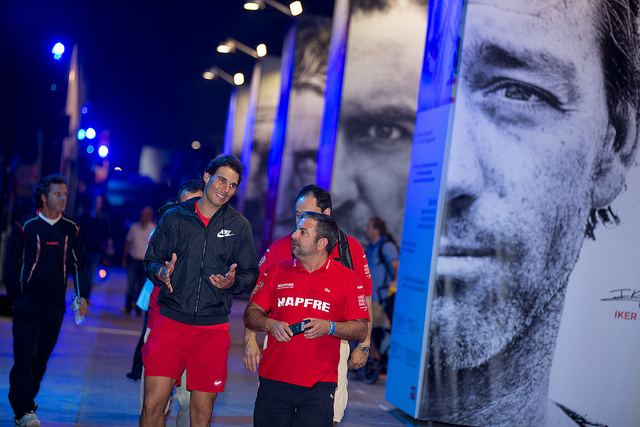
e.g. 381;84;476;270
121;206;155;316
78;195;114;303
364;217;399;304
4;174;88;427
363;217;399;362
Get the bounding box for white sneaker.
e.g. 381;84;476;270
15;411;40;427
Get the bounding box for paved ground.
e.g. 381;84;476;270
0;268;450;426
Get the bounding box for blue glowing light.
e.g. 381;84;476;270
52;43;65;60
98;145;109;158
77;129;86;140
86;128;96;139
87;145;94;154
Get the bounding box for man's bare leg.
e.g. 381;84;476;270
190;390;218;427
140;376;176;426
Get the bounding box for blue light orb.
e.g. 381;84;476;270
77;129;86;140
87;145;94;154
52;43;65;60
98;145;109;158
86;128;96;139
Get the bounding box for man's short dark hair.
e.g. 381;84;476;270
178;178;204;199
300;211;339;254
33;174;67;209
296;184;332;212
204;155;245;184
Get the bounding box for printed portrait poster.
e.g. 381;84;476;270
271;15;333;240
329;0;427;243
408;0;640;426
226;85;249;159
240;56;281;251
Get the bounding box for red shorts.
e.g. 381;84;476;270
142;314;230;393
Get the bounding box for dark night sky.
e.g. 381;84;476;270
1;0;334;172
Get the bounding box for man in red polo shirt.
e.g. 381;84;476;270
244;212;368;426
243;184;373;424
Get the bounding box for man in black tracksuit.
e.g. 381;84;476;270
4;173;88;426
141;155;259;427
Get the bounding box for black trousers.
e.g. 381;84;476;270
125;256;146;313
9;302;64;418
254;377;336;427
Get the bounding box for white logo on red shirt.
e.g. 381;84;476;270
278;297;330;313
358;295;367;309
277;283;295;290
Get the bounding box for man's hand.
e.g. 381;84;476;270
349;345;369;369
243;339;262;372
209;263;237;289
269;322;293;342
158;253;177;293
78;297;89;316
303;318;331;340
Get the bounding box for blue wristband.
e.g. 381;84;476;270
328;320;335;335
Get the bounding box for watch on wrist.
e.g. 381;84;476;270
358;344;370;353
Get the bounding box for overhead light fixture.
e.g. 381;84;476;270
289;1;302;16
216;38;267;58
256;43;267;58
243;0;303;16
243;1;261;10
203;66;244;86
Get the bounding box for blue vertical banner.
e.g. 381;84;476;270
262;22;297;253
222;87;238;155
315;0;349;190
385;0;464;418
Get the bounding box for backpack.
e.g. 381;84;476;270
332;229;354;271
378;238;399;285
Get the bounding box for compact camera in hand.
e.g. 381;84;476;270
289;319;311;336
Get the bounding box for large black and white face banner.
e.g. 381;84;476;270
387;0;640;425
329;0;427;243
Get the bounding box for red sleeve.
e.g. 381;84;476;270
347;235;373;297
342;271;369;321
250;263;276;313
258;235;292;279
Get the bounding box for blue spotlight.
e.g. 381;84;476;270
98;145;109;158
87;145;94;154
86;128;96;139
52;43;65;60
77;129;86;140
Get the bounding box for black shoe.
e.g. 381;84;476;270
126;371;141;381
